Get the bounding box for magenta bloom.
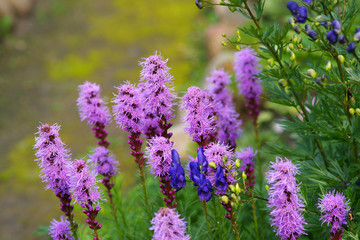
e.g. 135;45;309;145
70;159;101;205
236;147;256;189
318;190;350;235
266;157;307;240
204;142;235;194
206;68;242;148
150;207;190;240
146;136;174;180
90;146;118;177
34;123;72;196
233;48;262;122
77;81;111;126
49;216;73;240
112;82;144;133
182;86;217;145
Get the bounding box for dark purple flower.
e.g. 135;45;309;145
332;20;342;34
308;29;318;40
302;0;312;4
296;6;308;23
189;161;201;185
347;42;356;53
195;0;203;9
197;147;208;173
287;1;299;16
197;172;213;202
215;165;228;193
49;216;73;240
338;34;346;44
327;30;338;44
150;207;190;240
321;21;331;29
169;149;186;191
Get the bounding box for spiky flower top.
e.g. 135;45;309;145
70;160;101;205
34;123;71;196
266;157;307;240
182;86;217;146
204;142;235;194
146;136;174;180
90;146;118;177
112;82;144;133
139;54;176;138
150;207;190;240
77;81;111;126
318;190;350;236
49;216;73;240
236;147;256;189
233;48;262;123
206;68;242;149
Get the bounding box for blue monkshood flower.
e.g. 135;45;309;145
169;149;186;191
302;0;312;4
347;42;356;53
308;29;318;40
197;147;208;173
321;21;331;29
339;34;346;44
354;28;360;42
332;20;342;34
287;1;299;15
197;172;213;202
189;161;201;185
327;30;338;44
287;2;307;23
215;166;228;193
305;24;312;32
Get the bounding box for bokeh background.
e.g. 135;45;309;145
0;0;289;239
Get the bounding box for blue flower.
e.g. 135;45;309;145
327;30;338;44
354;28;360;42
215;166;228;193
189;161;201;185
197;147;208;173
169;149;186;191
347;42;355;53
302;0;312;4
332;20;342;34
338;34;346;44
287;1;299;15
287;2;307;23
308;30;318;40
197;172;213;202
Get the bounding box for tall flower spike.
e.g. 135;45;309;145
234;48;262;123
49;216;73;240
266;157;307;240
150;207;190;240
182;86;217;146
318;190;350;237
236;147;257;189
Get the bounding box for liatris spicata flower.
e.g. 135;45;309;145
90;146;118;177
70;160;102;236
236;147;257;189
139;53;176;139
77;81;112;147
169;149;186;191
204;142;235;194
49;216;73;240
182;86;217;146
146;136;176;207
206;68;242;149
234;48;262;123
318;190;350;238
150;207;190;240
266;157;307;240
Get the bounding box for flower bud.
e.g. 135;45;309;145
242;171;247;180
347;42;355;53
265;185;270;191
354;32;360;42
236;45;241;51
235;183;241;195
327;30;338;44
279;78;287;87
293;35;299;44
229;184;235;192
325;61;331;71
338;34;346;44
221;195;229;204
221;41;227;46
237;37;242;43
289;43;295;50
268;58;275;67
222;33;227;37
338;55;345;63
235;159;241;168
290;51;296;61
356;108;360;116
307;69;317;78
332;20;341;34
288;17;295;26
231;193;237;201
209;161;216;169
349;108;355;115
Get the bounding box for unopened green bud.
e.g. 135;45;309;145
236;45;241;51
221;195;229;204
278;78;287;87
289;43;294;50
356;108;360;116
265;185;270;191
307;69;317;78
338;55;345;63
314;22;320;26
268;58;275;67
229;185;235;192
242;171;247;180
209;161;216;169
222;155;228;164
235;183;241;195
222;33;227;37
293;35;299;44
231;201;237;209
237;30;241;37
237;36;242;43
288;17;295;27
221;41;227;47
298;37;303;44
349;108;355;115
235;159;241;168
231;193;237;200
290;51;296;61
325;61;332;71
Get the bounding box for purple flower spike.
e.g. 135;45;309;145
49;216;73;240
150;207;190;240
318;190;350;236
206;68;242;149
112;82;144;133
215;165;228;193
236;147;257;189
169;149;186;191
77;81;111;126
234;48;262;123
266;157;307;240
90;146;118;177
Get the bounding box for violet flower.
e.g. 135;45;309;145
318;190;350;236
266;157;307;240
150;207;190;240
206;68;242;149
169;149;186;191
236;147;257;189
234;48;262;123
49;216;73;240
215;165;228;193
197;172;213;202
189;161;201;185
90;146;118;177
197;147;208;173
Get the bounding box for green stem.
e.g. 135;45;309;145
202;201;213;238
107;189;124;237
138;164;151;221
212;197;223;240
251;198;259;240
67;214;78;240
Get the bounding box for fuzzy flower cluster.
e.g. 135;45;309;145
70;160;101;205
182;86;217;145
90;146;118;177
34;123;72;196
77;81;111;126
112;82;143;133
49;216;73;240
146;136;174;180
206;68;242;148
204;142;235;194
233;48;262;122
150;207;190;240
236;147;256;189
139;54;176;136
318;190;350;235
266;157;307;240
